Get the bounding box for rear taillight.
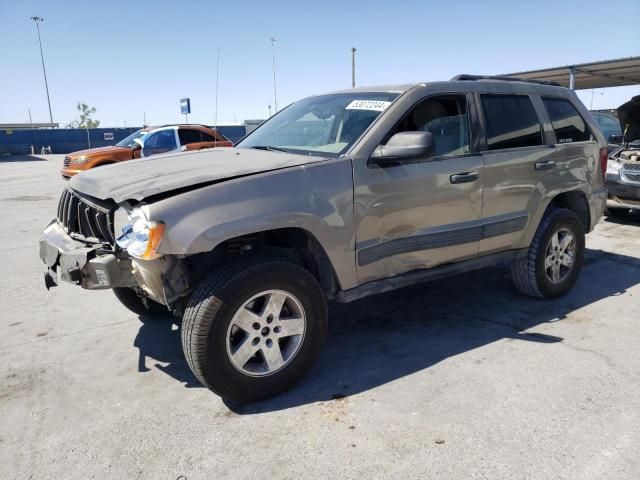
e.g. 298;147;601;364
599;147;608;178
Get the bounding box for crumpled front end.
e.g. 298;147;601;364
39;187;190;307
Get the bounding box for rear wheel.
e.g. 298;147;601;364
182;258;328;403
511;208;585;299
113;287;167;317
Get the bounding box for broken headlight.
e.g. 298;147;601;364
115;207;165;260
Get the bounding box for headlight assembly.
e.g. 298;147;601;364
606;161;621;175
70;156;88;164
115;207;165;260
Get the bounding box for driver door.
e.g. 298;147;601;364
353;93;484;284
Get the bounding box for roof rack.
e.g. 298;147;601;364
451;74;561;87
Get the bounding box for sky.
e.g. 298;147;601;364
1;0;639;128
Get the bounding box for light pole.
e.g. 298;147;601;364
590;89;604;109
351;47;356;88
269;37;278;113
30;16;53;124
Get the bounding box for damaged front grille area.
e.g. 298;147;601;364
63;156;71;168
56;188;115;244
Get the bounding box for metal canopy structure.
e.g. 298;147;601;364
504;56;640;90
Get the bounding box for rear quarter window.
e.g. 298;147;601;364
542;97;592;143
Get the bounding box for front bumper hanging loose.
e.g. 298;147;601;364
39;220;134;290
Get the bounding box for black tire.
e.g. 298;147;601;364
182;258;328;404
113;287;167;317
511;208;585;299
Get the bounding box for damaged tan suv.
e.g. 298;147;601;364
40;76;607;403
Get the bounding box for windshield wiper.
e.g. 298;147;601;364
249;145;290;153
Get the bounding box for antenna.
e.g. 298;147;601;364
215;47;220;146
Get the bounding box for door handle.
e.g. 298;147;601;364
535;160;556;171
450;171;479;184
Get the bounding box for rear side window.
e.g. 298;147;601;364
480;94;543;150
200;131;218;142
178;129;203;144
542;97;592;143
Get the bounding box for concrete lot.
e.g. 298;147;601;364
1;154;639;479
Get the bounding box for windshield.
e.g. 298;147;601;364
116;130;148;148
593;113;622;141
237;92;399;156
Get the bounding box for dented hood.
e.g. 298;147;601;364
69;147;328;203
618;95;640;143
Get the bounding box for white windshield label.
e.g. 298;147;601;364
345;100;391;112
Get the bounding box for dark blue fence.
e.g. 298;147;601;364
0;125;248;155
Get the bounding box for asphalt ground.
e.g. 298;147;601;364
1;154;639;479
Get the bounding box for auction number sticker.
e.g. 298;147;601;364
345;100;392;112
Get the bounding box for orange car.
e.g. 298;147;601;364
61;124;233;178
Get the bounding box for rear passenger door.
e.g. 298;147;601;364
540;96;598;192
477;93;556;255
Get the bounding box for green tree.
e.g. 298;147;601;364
66;102;100;128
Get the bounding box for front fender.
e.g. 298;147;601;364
146;158;358;289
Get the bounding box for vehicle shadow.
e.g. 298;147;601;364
133;314;201;388
131;248;640;410
0;154;48;162
604;211;640;226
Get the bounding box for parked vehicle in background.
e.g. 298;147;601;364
605;95;640;217
591;111;623;151
61;125;232;178
40;76;607;403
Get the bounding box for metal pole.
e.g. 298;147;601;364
269;37;278;112
569;66;575;90
31;17;53;123
268;105;272;117
351;47;356;88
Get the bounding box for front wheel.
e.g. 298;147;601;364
511;208;585;299
182;258;328;403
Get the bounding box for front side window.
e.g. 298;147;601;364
481;94;543;150
384;95;470;158
237;92;399;157
143;129;177;156
543;98;592;143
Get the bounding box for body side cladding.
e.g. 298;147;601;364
358;214;528;266
339;248;528;303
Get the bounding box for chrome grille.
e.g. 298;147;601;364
621;161;640;171
56;188;115;244
63;156;71;167
621;171;640;184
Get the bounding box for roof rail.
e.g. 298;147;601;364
451;74;561;87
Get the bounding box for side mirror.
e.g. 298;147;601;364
133;138;144;148
608;134;623;144
369;131;434;166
